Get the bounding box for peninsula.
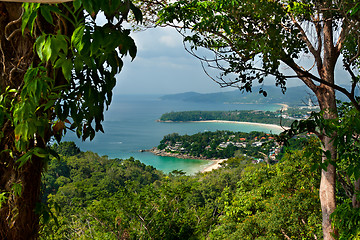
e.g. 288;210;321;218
158;109;298;127
149;131;281;168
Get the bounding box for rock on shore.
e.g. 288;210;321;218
145;147;218;161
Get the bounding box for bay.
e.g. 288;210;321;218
63;94;283;174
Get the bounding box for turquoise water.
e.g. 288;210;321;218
63;95;283;174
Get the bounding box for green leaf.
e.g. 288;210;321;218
90;29;102;56
71;25;85;52
48;148;60;161
50;37;65;62
42;99;56;111
35;35;46;61
0;192;8;209
130;2;143;23
73;0;81;11
40;5;53;25
33;147;48;158
129;44;137;60
21;3;40;35
324;150;332;160
16;151;33;168
62;59;73;81
11;183;23;197
43;36;52;62
54;57;66;69
74;57;84;73
223;23;231;35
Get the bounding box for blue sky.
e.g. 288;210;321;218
113;26;350;96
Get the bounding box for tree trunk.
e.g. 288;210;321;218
0;3;44;239
312;10;339;238
315;85;338;240
319;136;337;240
0;156;44;240
352;179;360;208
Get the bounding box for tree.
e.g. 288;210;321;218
0;1;141;239
154;0;360;239
211;138;323;239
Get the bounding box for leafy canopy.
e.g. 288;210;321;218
0;0;142;162
158;0;360;102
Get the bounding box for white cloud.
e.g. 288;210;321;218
159;35;179;48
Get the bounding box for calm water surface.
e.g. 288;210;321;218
64;94;283;174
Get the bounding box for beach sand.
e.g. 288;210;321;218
201;159;227;173
277;103;289;111
192;120;289;131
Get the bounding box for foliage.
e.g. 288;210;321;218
157;0;360;107
331;199;360;240
210;137;323;239
278;102;360;239
0;1;142;238
40;140;322;239
155;2;358;237
51;141;80;157
8;0;142;153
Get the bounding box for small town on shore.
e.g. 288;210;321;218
146;105;319;171
146;131;282;168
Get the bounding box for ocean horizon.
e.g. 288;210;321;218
63;94;284;174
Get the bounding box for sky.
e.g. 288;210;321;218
112;25;352;96
114;27;231;95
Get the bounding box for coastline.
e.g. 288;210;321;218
153;116;290;173
189;120;289;131
148;147;219;161
276;103;289;111
201;159;227;173
147;148;226;172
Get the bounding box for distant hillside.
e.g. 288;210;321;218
160;85;353;106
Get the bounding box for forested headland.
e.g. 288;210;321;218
159;110;300;127
151;130;281;161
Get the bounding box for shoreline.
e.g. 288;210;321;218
201;159;227;173
189;120;289;131
276;103;289;111
147;148;226;172
148;148;219;161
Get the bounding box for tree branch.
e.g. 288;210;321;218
349;35;360;65
343;62;359;98
290;14;322;69
281;57;318;92
335;21;350;55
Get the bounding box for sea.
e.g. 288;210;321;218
63;94;283;174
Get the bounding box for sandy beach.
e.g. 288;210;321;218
276;103;289;111
191;120;289;131
201;159;227;173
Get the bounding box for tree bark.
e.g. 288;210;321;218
352;178;360;208
312;8;339;238
0;3;43;239
315;83;338;240
0;156;44;240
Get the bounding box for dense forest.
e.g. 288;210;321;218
36;138;335;239
159;110;296;127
